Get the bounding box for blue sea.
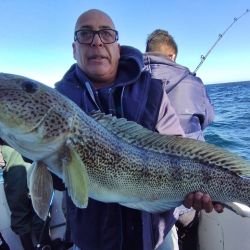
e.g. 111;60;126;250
204;81;250;161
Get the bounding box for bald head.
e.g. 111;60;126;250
75;9;116;32
72;9;120;89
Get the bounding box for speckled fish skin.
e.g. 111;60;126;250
0;73;250;220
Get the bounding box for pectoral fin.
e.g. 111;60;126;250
30;161;54;220
62;143;89;208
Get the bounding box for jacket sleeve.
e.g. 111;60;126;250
165;75;215;140
202;89;215;130
155;90;185;137
178;76;215;131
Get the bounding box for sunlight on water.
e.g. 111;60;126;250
205;81;250;161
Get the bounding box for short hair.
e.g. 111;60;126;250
146;29;178;55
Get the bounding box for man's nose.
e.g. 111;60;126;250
91;33;103;47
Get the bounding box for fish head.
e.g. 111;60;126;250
0;73;73;160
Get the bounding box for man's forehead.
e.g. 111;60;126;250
75;10;115;30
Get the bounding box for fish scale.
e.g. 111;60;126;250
0;72;250;220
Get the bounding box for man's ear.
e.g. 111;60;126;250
170;53;177;62
116;43;121;59
72;42;77;60
117;43;121;53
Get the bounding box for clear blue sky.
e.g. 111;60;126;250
0;0;249;86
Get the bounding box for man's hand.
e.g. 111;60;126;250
183;191;224;213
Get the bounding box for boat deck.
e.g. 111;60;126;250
0;186;67;250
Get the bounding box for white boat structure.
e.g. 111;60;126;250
198;204;250;250
0;179;67;250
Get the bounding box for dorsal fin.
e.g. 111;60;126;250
91;111;169;151
91;112;250;177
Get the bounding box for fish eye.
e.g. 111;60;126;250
21;81;38;93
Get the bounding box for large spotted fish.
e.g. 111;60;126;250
0;73;249;220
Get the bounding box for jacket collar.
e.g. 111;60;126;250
60;45;144;89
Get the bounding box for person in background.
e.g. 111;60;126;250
0;138;52;250
54;9;223;250
146;29;178;61
144;29;218;249
144;29;215;141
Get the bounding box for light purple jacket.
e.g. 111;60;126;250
143;52;215;249
144;53;215;141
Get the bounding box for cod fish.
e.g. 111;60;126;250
0;73;250;220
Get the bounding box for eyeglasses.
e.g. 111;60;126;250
74;29;119;45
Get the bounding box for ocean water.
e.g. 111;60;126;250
204;81;250;161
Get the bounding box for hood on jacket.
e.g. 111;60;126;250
112;45;144;86
57;45;144;89
143;52;202;92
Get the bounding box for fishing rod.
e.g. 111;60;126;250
36;191;55;250
193;9;249;74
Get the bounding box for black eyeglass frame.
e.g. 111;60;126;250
74;29;119;45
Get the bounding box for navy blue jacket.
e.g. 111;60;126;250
55;46;165;250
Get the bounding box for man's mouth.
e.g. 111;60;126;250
88;55;108;60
